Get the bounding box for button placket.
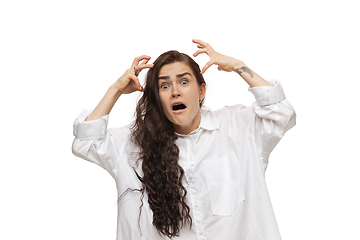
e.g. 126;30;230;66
189;135;196;166
183;135;206;240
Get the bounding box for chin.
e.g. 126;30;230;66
171;111;199;129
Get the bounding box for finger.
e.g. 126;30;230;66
193;49;208;57
201;60;216;74
129;73;142;90
135;79;144;91
131;55;151;67
135;63;154;72
140;58;150;65
194;39;216;55
192;39;208;47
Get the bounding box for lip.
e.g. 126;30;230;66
171;101;187;114
172;108;186;114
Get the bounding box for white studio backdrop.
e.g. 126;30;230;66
1;0;359;239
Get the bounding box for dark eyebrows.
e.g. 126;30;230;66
177;72;192;78
158;72;192;80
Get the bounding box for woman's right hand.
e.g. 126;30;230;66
113;55;154;94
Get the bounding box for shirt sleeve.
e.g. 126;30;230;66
235;80;296;171
72;109;119;180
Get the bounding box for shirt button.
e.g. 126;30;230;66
195;203;198;207
199;230;203;234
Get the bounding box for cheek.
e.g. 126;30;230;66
159;91;169;109
188;89;201;104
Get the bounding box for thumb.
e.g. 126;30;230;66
201;60;215;74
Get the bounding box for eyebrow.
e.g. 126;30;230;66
158;72;192;80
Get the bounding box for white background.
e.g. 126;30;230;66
1;0;359;239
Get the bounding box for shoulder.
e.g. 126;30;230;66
107;123;133;142
200;104;249;130
201;104;248;120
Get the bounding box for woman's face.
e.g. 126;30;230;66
158;62;205;134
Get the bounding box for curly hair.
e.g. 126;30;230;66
130;50;206;238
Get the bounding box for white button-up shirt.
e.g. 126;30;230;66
72;80;296;240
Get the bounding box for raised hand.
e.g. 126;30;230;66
113;55;154;94
192;39;272;87
85;55;153;121
192;39;244;74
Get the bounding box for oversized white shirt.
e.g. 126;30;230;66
72;80;296;240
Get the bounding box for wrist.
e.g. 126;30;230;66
233;61;246;72
110;83;124;95
109;84;124;99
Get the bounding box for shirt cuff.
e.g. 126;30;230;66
248;80;286;106
73;109;109;140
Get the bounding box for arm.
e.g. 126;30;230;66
192;39;272;87
233;62;272;87
193;40;296;171
72;56;153;177
86;55;154;121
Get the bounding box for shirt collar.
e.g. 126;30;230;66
199;107;219;131
176;107;219;136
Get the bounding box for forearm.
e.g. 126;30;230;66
86;85;122;121
233;61;272;87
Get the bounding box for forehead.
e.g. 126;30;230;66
158;62;193;77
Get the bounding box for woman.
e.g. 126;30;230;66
72;39;296;240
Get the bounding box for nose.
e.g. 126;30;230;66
172;85;180;98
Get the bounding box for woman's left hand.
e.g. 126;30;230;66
193;39;244;74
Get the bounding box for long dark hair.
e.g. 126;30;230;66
131;50;206;238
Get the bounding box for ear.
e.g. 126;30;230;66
199;83;206;99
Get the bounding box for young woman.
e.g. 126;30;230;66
72;39;296;240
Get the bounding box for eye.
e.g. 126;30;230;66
160;84;169;89
181;79;188;84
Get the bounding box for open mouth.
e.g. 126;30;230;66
172;103;187;111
